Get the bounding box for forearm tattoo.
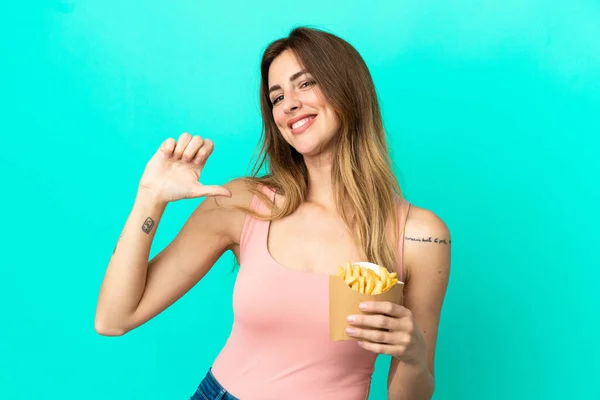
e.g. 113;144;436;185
405;236;451;245
142;217;155;234
112;217;155;255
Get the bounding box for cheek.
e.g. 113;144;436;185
332;114;341;131
272;110;291;140
323;110;341;132
272;109;286;129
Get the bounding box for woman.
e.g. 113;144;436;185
95;27;451;400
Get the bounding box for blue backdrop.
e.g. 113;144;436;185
1;1;598;399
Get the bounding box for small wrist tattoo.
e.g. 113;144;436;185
142;217;155;234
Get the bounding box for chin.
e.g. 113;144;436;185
283;126;338;157
291;141;334;158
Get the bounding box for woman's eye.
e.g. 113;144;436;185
271;80;315;105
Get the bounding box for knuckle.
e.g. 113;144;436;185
401;333;411;345
196;146;209;157
384;302;394;314
373;331;386;343
376;316;388;329
396;344;406;354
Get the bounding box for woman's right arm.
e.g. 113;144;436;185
94;133;252;336
94;180;250;336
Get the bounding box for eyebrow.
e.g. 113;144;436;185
268;70;309;94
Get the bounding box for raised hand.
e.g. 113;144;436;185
138;132;232;204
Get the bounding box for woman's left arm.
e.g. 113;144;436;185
345;207;451;400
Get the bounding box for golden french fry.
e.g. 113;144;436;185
345;274;358;286
345;263;352;279
381;282;389;294
351;281;359;291
372;279;384;295
379;265;389;281
358;276;365;294
366;275;375;294
384;277;399;293
389;272;397;279
337;266;345;279
382;280;392;293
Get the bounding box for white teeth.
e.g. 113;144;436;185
291;117;313;129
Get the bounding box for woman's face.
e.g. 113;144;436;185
267;50;341;158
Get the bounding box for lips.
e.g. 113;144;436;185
287;114;317;135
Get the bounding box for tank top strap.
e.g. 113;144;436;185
239;184;275;265
397;199;411;282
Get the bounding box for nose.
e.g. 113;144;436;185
283;95;301;114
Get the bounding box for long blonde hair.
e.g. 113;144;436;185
232;27;404;273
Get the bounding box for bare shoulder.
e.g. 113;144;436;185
201;178;258;247
213;178;257;210
403;204;452;280
404;204;451;246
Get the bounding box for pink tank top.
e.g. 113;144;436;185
211;185;411;399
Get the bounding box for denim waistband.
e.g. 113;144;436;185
196;368;239;400
204;368;225;394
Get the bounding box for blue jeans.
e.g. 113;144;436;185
190;368;239;400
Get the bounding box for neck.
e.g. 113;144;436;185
303;152;337;211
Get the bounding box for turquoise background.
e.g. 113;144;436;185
1;1;598;399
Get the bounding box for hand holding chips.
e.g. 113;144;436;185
337;261;399;295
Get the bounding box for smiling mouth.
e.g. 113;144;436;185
288;115;317;135
290;116;315;129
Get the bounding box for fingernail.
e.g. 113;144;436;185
359;303;368;310
346;328;356;335
347;315;355;323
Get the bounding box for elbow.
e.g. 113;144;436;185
94;319;127;337
95;324;127;337
94;313;128;337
